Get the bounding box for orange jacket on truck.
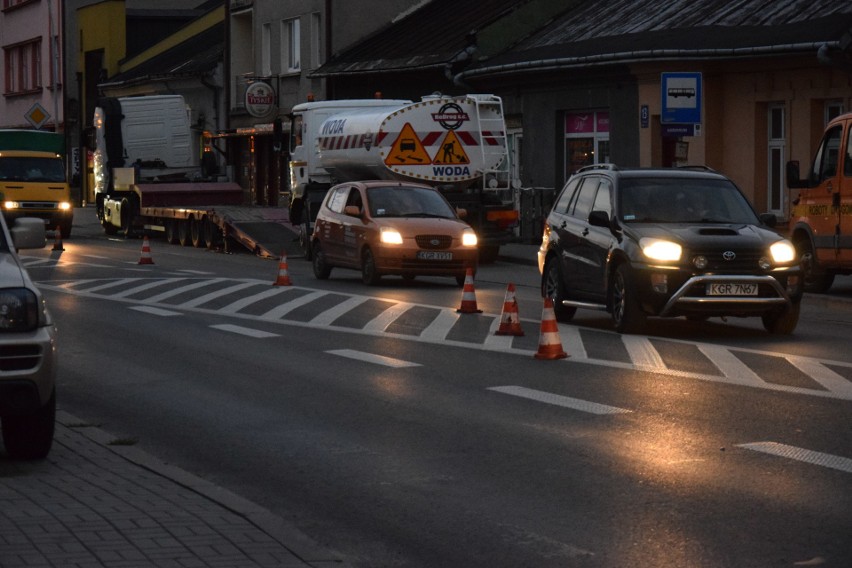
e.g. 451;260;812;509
787;112;852;292
0;130;73;238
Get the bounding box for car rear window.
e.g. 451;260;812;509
619;177;759;224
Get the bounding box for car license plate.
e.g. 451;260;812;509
417;251;452;260
707;282;758;296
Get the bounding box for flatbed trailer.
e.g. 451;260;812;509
105;180;295;259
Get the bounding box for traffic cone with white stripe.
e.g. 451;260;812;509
456;268;482;313
534;297;568;360
273;250;292;286
495;283;524;336
137;235;154;265
52;225;64;251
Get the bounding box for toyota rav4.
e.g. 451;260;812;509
538;165;802;334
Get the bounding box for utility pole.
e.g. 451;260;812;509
46;0;61;132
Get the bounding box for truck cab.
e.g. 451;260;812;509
787;113;852;292
0;131;73;238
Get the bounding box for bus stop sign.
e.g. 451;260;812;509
661;72;702;124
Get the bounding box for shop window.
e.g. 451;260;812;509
565;111;609;179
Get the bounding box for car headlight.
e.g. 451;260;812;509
640;238;682;261
769;240;796;264
380;227;403;245
0;288;40;331
59;202;72;211
462;228;478;247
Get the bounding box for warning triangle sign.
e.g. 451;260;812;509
385;123;431;165
432;130;470;165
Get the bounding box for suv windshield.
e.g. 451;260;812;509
619;177;758;224
368;186;455;218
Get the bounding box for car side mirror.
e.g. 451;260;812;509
456;207;467;219
588;210;610;228
759;213;777;228
343;205;362;217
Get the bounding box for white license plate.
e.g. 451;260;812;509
706;282;758;296
417;251;452;260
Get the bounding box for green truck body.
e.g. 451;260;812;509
0;130;73;238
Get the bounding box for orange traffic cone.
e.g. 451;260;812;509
137;235;154;265
456;268;482;313
273;250;292;286
52;225;64;251
495;283;524;336
534;297;568;360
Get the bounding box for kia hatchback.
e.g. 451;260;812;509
311;181;478;286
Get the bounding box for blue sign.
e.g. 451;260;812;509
661;72;702;124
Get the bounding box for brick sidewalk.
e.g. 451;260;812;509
0;411;348;568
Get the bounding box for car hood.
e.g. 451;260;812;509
373;216;471;235
0;252;27;287
625;222;783;248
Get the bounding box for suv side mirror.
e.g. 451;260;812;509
759;213;777;228
588;210;610;228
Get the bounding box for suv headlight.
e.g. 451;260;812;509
640;238;682;262
0;288;40;331
769;240;796;264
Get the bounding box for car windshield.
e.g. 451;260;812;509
618;177;759;224
367;185;456;218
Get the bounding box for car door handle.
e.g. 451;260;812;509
582;227;589;236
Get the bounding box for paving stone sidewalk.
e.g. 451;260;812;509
0;411;348;568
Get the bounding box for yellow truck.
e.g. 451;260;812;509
0;130;73;238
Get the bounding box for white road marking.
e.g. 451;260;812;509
129;305;182;317
363;302;415;333
488;386;631;415
112;278;187;298
558;324;587;360
218;286;291;313
785;356;852;398
737;442;852;474
327;349;421;368
210;324;279;338
698;344;766;387
143;278;227;302
177;281;260;309
419;309;459;341
622;335;666;370
261;290;327;319
310;296;370;325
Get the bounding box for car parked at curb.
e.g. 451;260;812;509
537;164;803;334
311;181;478;286
0;216;56;459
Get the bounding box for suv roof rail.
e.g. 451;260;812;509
677;164;716;172
576;163;619;174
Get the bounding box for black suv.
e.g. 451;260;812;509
537;165;803;334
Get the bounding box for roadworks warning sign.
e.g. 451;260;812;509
385;123;431;165
432;130;469;165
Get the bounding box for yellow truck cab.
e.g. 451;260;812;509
787;113;852;292
0;130;73;238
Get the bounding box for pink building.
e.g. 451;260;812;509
0;0;63;131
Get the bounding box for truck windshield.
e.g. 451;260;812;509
0;157;65;183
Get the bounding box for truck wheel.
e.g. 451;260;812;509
190;216;204;248
762;300;800;335
796;238;834;293
177;220;191;246
164;219;178;244
2;388;55;460
203;218;221;249
289;200;303;225
120;198;134;237
300;221;312;260
101;218;118;235
361;248;381;286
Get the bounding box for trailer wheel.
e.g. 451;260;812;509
190;216;204;248
164;219;178;244
203;218;221;249
177;219;191;246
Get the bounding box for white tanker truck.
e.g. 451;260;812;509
287;93;518;262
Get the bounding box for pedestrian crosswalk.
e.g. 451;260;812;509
34;275;852;401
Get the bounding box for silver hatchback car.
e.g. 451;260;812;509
0;216;56;459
